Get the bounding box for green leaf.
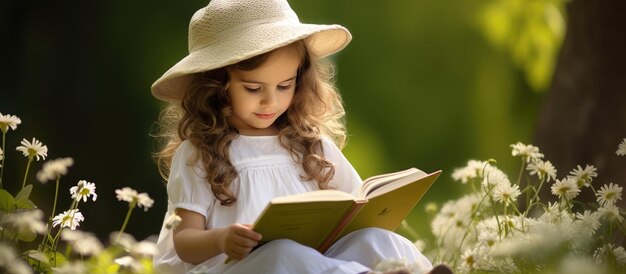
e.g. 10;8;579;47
16;226;37;242
15;184;33;200
0;189;16;212
16;197;36;209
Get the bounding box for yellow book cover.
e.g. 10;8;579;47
251;167;442;252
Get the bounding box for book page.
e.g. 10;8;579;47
252;199;355;249
360;168;427;199
337;170;441;239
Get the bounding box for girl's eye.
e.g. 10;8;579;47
244;86;261;92
278;84;292;90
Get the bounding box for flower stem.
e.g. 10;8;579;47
51;176;60;222
0;131;6;189
116;202;136;241
21;157;33;190
524;178;546;216
39;176;62;253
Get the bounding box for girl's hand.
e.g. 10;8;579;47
221;223;263;260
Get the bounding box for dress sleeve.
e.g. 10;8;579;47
167;141;215;218
321;137;363;194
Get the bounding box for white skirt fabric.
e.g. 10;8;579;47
186;228;432;274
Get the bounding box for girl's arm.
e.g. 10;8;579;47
172;208;263;264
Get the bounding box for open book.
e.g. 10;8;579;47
252;167;442;253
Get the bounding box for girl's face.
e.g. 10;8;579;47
227;46;300;136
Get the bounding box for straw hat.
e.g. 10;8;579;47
151;0;352;102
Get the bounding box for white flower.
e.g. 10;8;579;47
114;255;144;273
510;142;544;163
481;165;510;190
137;193;155;211
36;157;73;183
575;210;601;235
165;213;182;229
459;247;483;272
526;159;557;182
115;187;138;202
551;178;580;200
614;246;626;265
452;160;488;184
493;182;521;206
131;241;157;258
15;137;48;161
52;209;84;230
478;230;499;247
0;209;46;236
594;244;626;266
568;164;597;188
70;180;97;202
0;147;3;165
116;187;154;211
61;230;103;256
0;243;32;274
596;204;623;223
0;113;22;133
596;183;623;207
617;138;626;156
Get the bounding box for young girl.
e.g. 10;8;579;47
151;1;448;273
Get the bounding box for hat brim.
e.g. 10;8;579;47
151;22;351;102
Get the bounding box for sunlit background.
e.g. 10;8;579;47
3;0;623;245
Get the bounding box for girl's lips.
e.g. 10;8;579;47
255;113;276;119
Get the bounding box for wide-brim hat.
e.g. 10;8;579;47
151;0;352;102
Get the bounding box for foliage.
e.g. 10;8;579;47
476;0;567;91
424;140;626;273
0;112;159;274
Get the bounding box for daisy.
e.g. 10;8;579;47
36;157;73;183
116;187;154;211
0;243;31;274
596;183;623;207
594;244;626;265
131;240;157;258
114;256;143;273
481;165;510;190
575;210;601;235
15;137;48;161
510;142;544;163
493;182;521;206
478;230;499;247
0;209;46;235
452;160;488;183
115;187;138;203
617;138;626;156
137;192;155;211
70;180;97;202
596;204;623;223
61;230;103;256
0;113;22;133
568;164;597;188
551;178;580;200
526;159;557;182
165;213;182;229
52;209;84;230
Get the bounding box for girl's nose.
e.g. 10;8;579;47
261;90;279;107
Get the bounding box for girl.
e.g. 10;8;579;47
151;1;449;273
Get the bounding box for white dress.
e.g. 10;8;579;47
153;135;431;274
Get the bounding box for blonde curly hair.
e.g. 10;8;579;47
154;41;347;206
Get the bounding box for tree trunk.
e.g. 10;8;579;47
534;0;626;207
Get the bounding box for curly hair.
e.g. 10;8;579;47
154;41;347;206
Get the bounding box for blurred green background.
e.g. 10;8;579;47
1;0;562;243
